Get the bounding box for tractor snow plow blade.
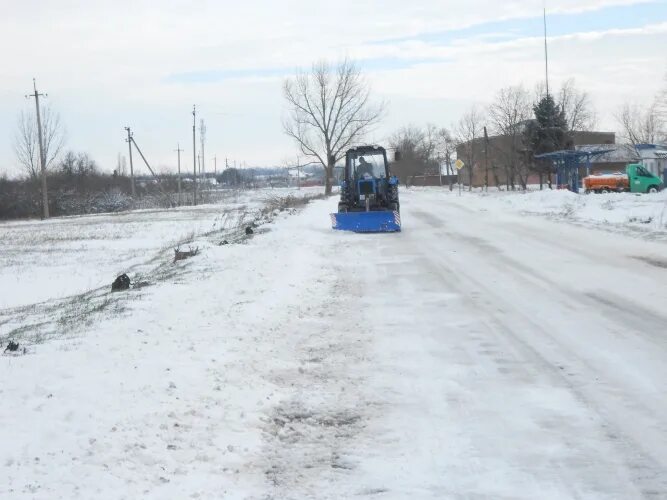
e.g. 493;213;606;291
330;211;401;233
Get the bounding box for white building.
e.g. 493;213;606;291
635;144;667;179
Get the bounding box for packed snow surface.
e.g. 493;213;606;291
1;188;666;499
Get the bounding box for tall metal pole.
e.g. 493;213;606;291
543;6;550;97
192;105;197;206
175;143;183;206
125;126;136;197
26;79;49;218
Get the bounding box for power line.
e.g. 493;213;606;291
129;134;172;203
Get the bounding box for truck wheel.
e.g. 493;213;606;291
647;185;659;194
584;189;591;194
600;188;610;194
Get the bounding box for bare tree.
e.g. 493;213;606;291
488;86;532;189
533;79;597;132
434;126;456;189
455;105;485;190
13;106;65;179
657;72;667;126
283;59;384;195
389;125;436;185
615;102;666;147
558;79;597;131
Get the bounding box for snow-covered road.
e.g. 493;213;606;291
351;190;667;498
2;190;666;499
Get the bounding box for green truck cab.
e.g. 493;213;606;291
583;163;664;194
626;164;664;193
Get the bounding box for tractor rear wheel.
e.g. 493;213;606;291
338;203;348;213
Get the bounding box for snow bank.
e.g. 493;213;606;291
411;186;667;237
497;189;667;233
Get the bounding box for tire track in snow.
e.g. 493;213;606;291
407;204;667;498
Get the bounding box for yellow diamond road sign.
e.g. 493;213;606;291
455;159;465;170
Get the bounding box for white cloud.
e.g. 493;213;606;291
0;0;665;174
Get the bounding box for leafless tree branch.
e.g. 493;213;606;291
13;106;65;179
283;58;384;194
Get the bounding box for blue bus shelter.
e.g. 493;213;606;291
534;148;615;193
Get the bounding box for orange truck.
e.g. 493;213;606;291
583;163;663;194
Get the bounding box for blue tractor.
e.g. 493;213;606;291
330;145;401;232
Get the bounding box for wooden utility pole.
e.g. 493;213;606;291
26;79;49;218
124;126;136;197
192;105;197;206
175;143;183;205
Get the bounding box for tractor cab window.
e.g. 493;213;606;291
351;153;386;179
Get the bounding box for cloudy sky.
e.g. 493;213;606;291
1;0;665;176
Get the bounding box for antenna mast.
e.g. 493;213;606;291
543;6;550;97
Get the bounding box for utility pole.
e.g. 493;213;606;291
213;155;217;175
484;126;490;192
26;79;49;219
200;119;206;188
192;105;197;206
175;143;183;206
124;126;136;197
439;158;443;187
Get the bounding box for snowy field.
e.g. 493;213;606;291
0;187;322;310
1;188;666;499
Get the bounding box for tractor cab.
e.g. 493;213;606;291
339;146;399;214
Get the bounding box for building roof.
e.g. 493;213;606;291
575;145;638;163
635;143;667;159
535;147;616;161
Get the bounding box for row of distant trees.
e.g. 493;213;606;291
386;79;601;187
390;77;667;191
4;104;289;218
282;59;667;192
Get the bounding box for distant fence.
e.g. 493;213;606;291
408;174;458;187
